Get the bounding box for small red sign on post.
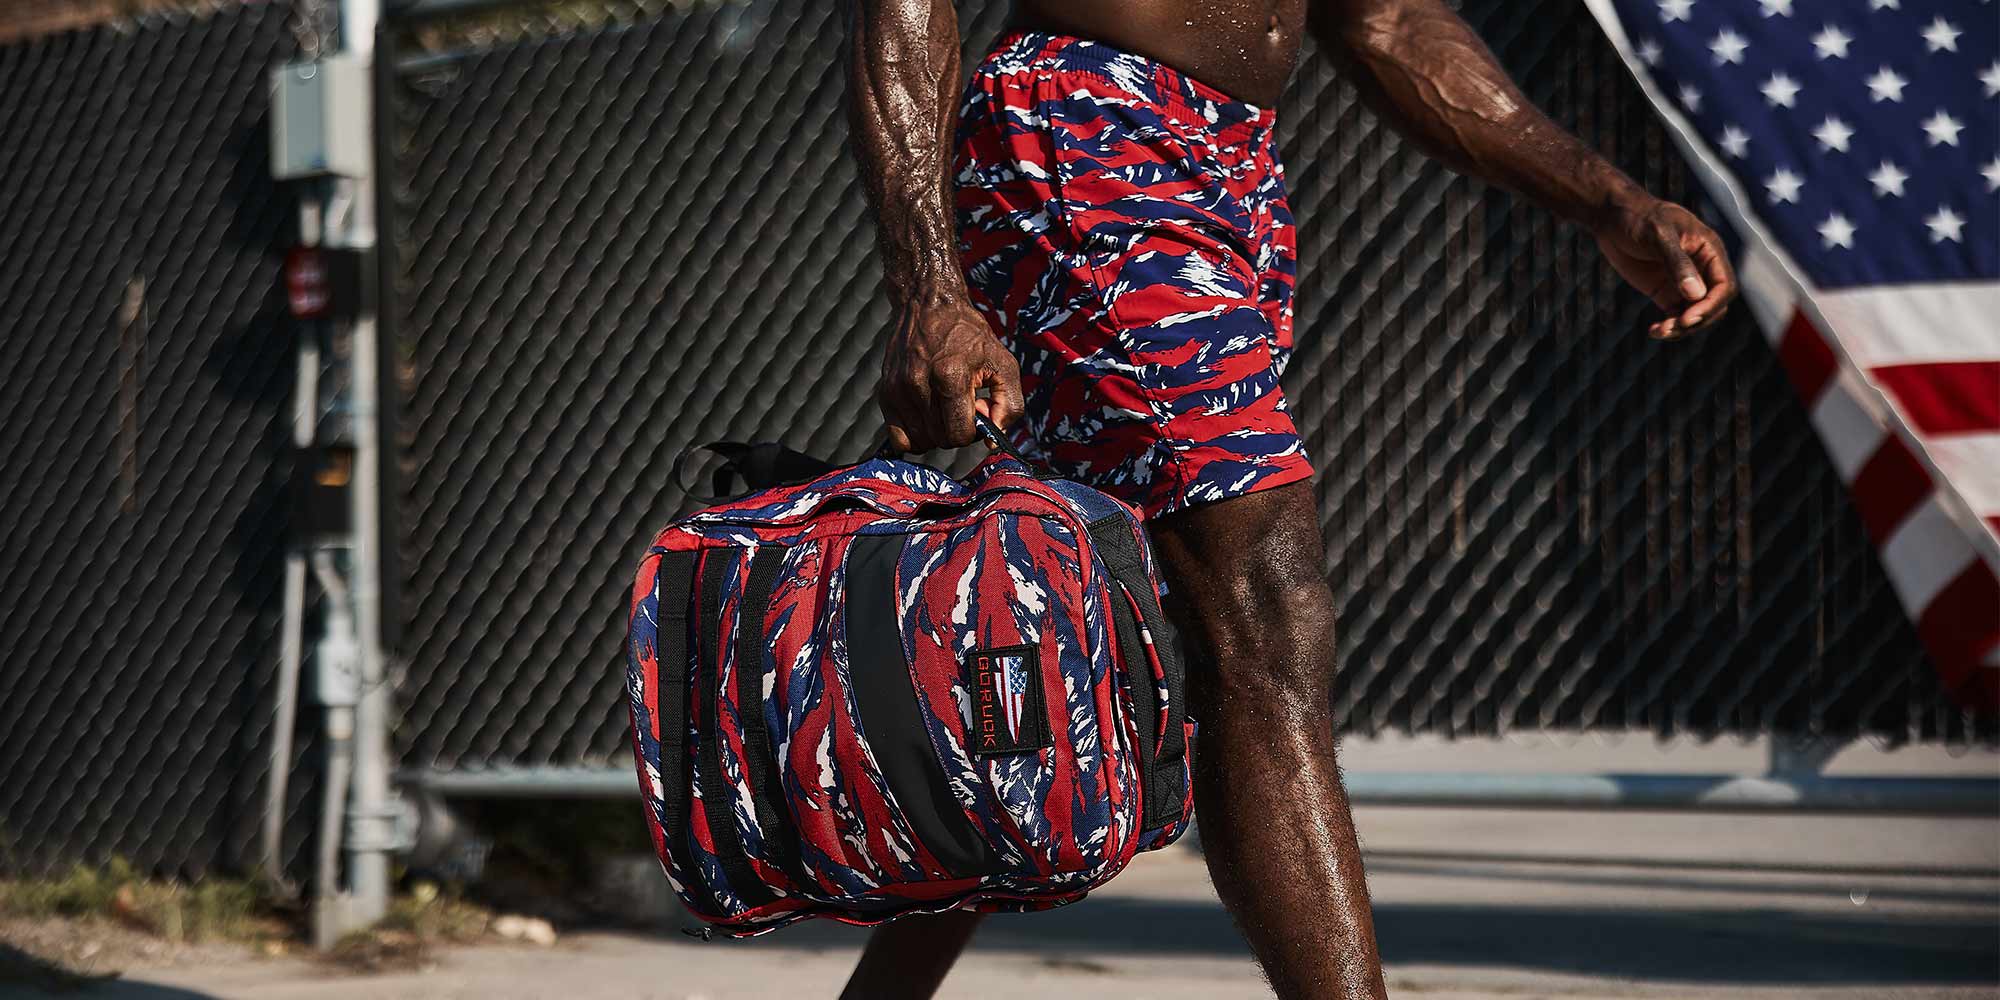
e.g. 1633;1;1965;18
284;246;330;319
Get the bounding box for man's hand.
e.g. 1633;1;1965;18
1591;196;1738;341
878;296;1022;453
1311;0;1740;342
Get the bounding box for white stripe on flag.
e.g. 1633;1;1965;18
1881;497;1979;612
1737;244;1797;342
1815;284;2000;370
1923;433;2000;521
1810;369;1891;482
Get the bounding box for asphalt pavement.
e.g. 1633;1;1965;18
72;736;2000;999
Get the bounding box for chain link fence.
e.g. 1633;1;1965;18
382;0;1989;777
0;1;313;876
0;0;1988;878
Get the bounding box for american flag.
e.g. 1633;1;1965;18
998;653;1030;740
1583;0;1999;709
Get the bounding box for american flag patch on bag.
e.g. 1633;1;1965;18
970;645;1051;756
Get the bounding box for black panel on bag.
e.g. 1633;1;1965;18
845;534;1005;877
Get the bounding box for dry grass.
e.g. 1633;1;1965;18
0;860;496;982
322;883;494;973
0;858;292;945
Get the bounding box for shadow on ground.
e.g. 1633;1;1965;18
740;895;2000;987
0;943;217;999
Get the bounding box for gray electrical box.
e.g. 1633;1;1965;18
270;56;371;180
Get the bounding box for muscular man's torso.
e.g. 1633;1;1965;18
1014;0;1307;107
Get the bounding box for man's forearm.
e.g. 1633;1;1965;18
847;0;967;307
1312;0;1647;230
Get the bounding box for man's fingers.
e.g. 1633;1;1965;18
979;361;1024;431
988;381;1023;433
931;372;979;449
1679;232;1737;327
1658;227;1707;304
879;375;933;453
1690;302;1730;331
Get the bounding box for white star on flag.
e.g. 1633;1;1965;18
1718;124;1750;158
1865;66;1907;102
1638;38;1664;65
1921;110;1964;146
1980;60;2000;98
1921;16;1960;53
1762;73;1802;107
1867;160;1908;197
1982;157;2000;193
1818;213;1857;248
1813;116;1855;152
1868;0;1899;9
1660;0;1694;22
1712;29;1749;64
1678;84;1703;111
1923;205;1965;242
1759;0;1793;16
1812;25;1853;59
1766;167;1805;203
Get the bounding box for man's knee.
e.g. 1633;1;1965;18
1150;482;1341;703
1195;557;1340;699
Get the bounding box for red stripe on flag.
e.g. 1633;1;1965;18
1916;560;2000;713
1869;362;2000;436
1848;433;1933;545
1776;311;1839;404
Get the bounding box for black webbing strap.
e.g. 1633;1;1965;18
696;550;778;909
1107;586;1161;803
656;552;697;839
732;546;816;894
652;550;722;915
1087;514;1188;831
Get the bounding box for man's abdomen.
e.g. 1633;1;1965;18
1011;0;1306;107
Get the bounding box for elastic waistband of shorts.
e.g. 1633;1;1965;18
979;30;1277;132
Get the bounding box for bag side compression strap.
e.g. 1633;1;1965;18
733;546;817;894
1087;515;1187;831
697;550;778;910
1106;582;1161;802
653;550;723;916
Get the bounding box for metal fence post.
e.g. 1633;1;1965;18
333;0;394;935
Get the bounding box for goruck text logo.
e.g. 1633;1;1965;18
968;645;1052;756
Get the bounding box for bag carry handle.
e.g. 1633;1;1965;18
678;415;1049;506
874;414;1051;480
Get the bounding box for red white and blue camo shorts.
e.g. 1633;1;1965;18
955;31;1313;519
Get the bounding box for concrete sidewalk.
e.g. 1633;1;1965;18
79;737;2000;999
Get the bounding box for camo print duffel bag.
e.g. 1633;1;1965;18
624;418;1191;936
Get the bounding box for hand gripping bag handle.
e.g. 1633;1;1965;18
677;414;1047;507
873;414;1052;480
